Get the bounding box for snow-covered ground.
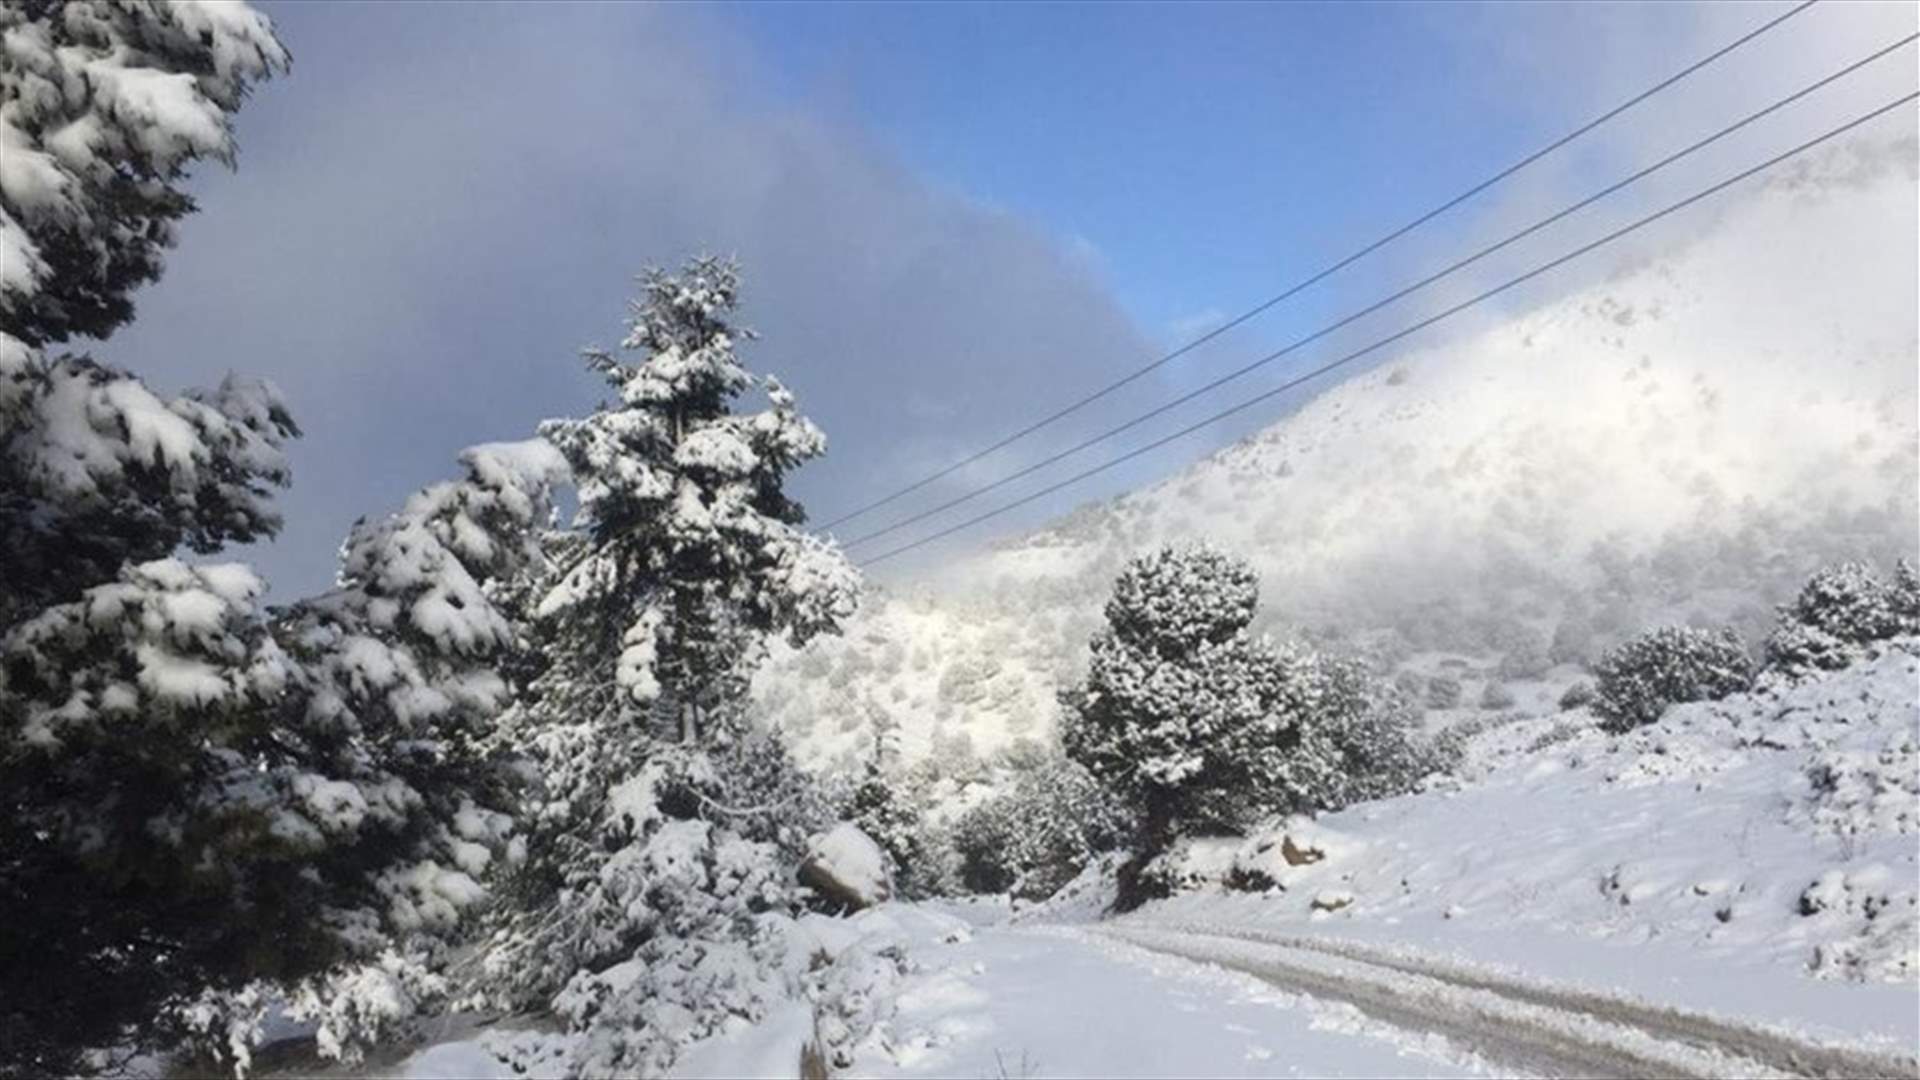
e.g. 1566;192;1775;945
314;645;1920;1080
819;643;1920;1079
369;641;1918;1079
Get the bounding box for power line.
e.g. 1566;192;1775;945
818;0;1819;532
859;90;1918;568
841;32;1916;551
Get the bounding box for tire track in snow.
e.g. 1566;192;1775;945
1146;921;1920;1080
1094;924;1918;1079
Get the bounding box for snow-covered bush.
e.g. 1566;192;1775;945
950;757;1127;900
1479;680;1516;710
1591;625;1753;732
1765;560;1918;676
1558;680;1597;710
475;260;858;1076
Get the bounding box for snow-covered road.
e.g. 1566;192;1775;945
1097;923;1920;1080
378;902;1916;1079
856;914;1490;1079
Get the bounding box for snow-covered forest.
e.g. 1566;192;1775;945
2;3;1916;1079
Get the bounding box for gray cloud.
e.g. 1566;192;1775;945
98;2;1156;596
100;2;1915;593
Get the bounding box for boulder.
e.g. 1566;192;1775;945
798;823;892;912
1311;889;1354;913
1280;833;1325;867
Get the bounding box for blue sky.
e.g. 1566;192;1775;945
97;1;1915;595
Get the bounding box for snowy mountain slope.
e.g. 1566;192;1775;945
753;137;1919;788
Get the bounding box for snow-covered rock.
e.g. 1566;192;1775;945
801;824;894;912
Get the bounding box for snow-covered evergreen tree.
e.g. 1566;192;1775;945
0;0;286;348
0;439;565;1076
1061;544;1429;900
0;363;299;630
1;1;291;624
476;259;858;1076
247;440;569;1066
839;712;931;894
0;6;304;1073
0;558;297;1075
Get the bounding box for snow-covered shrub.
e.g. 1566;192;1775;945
1591;625;1753;732
1800;866;1918;983
937;656;996;705
950;757;1127;900
1766;560;1917;676
1803;729;1920;838
1558;680;1597;710
1426;674;1463;709
1479;680;1516;710
1495;631;1553;680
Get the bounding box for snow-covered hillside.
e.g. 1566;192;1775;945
754;138;1919;791
1131;639;1920;989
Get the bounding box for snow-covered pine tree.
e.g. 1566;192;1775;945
242;440;570;1067
1061;544;1278;851
0;440;566;1076
1061;544;1429;905
846;716;923;894
476;259;858;1076
0;6;304;1073
1;1;290;624
0;364;300;630
0;558;297;1076
0;0;286;348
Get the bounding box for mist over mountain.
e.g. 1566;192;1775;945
755;136;1919;784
